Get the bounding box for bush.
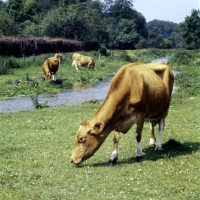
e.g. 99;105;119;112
7;58;21;68
0;65;10;75
99;45;107;56
168;50;195;66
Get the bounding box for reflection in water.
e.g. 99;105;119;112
0;58;181;113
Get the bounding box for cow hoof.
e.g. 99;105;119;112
134;156;143;162
154;147;163;152
107;158;118;166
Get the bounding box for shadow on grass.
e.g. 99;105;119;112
84;139;200;168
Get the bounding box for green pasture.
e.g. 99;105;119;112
0;49;170;100
0;49;200;199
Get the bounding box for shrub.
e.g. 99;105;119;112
168;50;195;66
99;45;107;56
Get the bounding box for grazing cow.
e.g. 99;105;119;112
42;53;62;81
72;53;95;70
71;61;174;165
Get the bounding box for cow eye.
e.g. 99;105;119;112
78;136;86;143
87;130;92;135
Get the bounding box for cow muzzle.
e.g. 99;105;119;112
70;157;82;165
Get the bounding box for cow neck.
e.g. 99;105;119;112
90;96;121;134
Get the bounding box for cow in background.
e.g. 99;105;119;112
71;62;174;165
42;53;62;81
72;53;95;70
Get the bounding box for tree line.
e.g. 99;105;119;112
0;0;200;50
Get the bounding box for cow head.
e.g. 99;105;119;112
71;121;105;165
55;53;62;63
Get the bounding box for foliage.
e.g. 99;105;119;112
168;49;195;66
0;1;199;50
147;20;181;48
0;10;15;36
31;95;49;109
180;9;200;49
99;45;107;56
113;19;140;49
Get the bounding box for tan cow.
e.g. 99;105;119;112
42;53;62;81
71;61;174;165
72;53;95;70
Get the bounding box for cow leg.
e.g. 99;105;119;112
75;61;79;70
72;60;79;70
47;72;51;81
135;117;144;162
155;119;164;151
149;121;156;146
52;74;56;81
107;130;120;165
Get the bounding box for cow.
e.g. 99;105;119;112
70;61;174;165
42;53;62;81
72;53;95;70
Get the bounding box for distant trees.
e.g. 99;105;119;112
147;20;181;48
0;10;14;36
180;9;200;49
0;0;199;50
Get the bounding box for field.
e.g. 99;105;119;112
0;49;169;100
0;49;200;199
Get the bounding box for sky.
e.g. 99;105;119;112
134;0;200;23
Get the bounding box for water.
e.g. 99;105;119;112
0;58;181;113
0;76;112;113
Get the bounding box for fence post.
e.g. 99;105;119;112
98;50;101;59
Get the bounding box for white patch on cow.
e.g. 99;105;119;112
150;122;153;130
155;119;164;150
51;74;56;81
136;142;142;157
149;138;156;146
72;60;79;70
109;149;118;161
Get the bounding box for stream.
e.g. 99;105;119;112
0;57;181;113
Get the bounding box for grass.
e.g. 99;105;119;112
0;49;200;199
0;97;200;199
0;49;172;100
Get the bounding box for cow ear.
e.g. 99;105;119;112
80;121;88;126
92;122;105;134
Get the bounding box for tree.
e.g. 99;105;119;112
0;11;14;36
113;19;139;49
147;20;180;48
41;3;104;41
7;0;24;23
104;0;148;49
180;9;200;49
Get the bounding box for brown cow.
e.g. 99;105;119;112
42;53;62;81
70;61;174;165
72;53;95;70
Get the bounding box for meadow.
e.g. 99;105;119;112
0;49;168;100
0;49;200;199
